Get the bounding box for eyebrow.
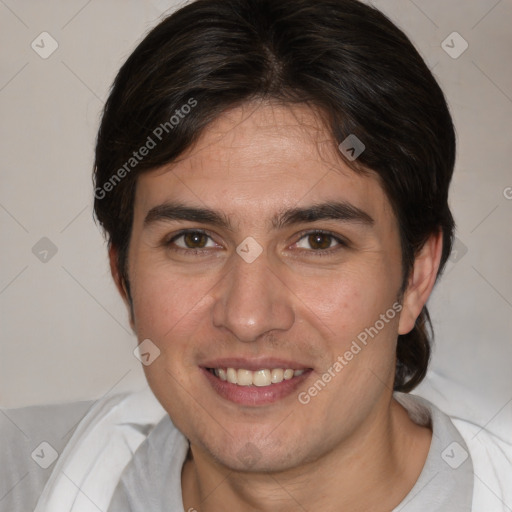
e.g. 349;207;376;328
143;200;374;230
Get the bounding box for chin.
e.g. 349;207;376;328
196;432;313;474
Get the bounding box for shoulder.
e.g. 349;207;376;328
397;388;512;511
29;388;168;512
0;399;94;512
413;371;512;510
452;417;512;511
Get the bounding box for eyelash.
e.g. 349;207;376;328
295;229;348;256
164;229;348;256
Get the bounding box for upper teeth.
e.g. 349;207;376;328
213;368;305;387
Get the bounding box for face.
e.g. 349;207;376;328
122;102;413;472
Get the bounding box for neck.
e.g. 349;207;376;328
182;397;432;512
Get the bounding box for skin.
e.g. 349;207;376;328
110;101;442;511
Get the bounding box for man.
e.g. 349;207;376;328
2;0;511;511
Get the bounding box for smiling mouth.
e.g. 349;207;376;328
206;367;308;387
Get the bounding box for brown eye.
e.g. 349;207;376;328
182;232;208;248
295;231;346;253
308;233;333;250
168;230;217;251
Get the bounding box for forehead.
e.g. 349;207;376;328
134;102;393;223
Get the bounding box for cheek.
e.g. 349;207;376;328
289;264;401;394
129;263;212;344
129;266;213;399
290;263;399;335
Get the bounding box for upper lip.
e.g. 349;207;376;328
200;357;312;371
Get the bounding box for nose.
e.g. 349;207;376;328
211;250;295;343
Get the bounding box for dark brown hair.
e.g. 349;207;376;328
93;0;456;392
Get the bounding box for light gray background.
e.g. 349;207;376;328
1;0;511;423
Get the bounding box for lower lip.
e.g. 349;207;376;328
201;367;312;406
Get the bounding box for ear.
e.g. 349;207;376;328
108;245;135;330
398;231;443;335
